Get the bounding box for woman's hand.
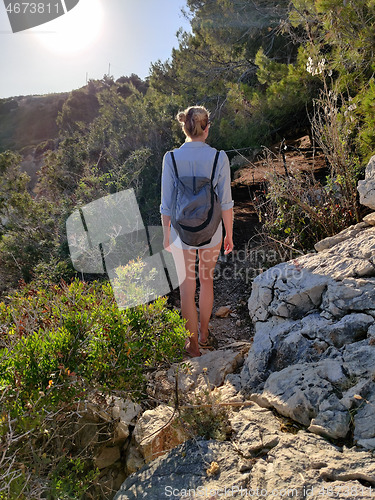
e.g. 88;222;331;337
223;234;233;255
161;215;172;252
163;234;172;253
221;209;233;255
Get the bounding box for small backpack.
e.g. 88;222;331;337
170;150;222;247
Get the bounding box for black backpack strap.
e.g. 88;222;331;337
211;151;220;182
170;151;179;179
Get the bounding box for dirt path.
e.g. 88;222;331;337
167;137;328;350
167;185;258;349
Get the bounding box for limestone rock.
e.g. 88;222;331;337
168;348;245;393
125;442;145;475
215;305;232;317
96;463;127;496
355;418;375;451
363;212;375;226
358;154;375;209
248;263;330;323
113;439;250;500
133;404;188;463
230;404;283;457
114;405;375;500
110;397;141;444
308;394;351;440
322;278;375;318
314;222;369;252
249;432;375;500
211;375;244;404
243;219;375;445
251;360;348;432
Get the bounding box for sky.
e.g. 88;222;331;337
0;0;191;98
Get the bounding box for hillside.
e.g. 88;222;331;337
0;92;68;152
0;92;69;189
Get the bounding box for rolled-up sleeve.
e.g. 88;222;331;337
160;152;174;216
216;151;234;211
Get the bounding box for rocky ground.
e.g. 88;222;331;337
110;153;375;500
81;141;375;500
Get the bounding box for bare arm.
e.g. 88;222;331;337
222;208;234;254
161;214;171;252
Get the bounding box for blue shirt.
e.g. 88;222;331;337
160;141;234;216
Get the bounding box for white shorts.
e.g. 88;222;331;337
170;222;223;250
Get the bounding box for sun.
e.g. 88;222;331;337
32;0;104;55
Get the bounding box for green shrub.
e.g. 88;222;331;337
253;149;359;256
0;276;188;401
0;273;188;498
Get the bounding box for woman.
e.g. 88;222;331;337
160;106;234;357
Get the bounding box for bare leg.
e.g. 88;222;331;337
198;239;222;344
170;243;200;356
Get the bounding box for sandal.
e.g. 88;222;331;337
198;330;217;349
184;340;201;358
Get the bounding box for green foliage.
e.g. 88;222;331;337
0;276;188;399
57;88;100;133
0;274;188;498
0;151;64;291
48;457;100;499
356;79;375;161
255;48;289;85
0;94;66;152
290;0;375;160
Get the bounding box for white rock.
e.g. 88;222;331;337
133;404;188;463
315;222;369;252
363;212;375;226
114;407;375;500
230;403;282;457
111;397;142;443
168;349;245;393
125;442;145;474
358;154;375;209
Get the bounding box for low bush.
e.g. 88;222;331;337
0;274;188;498
254;162;358;254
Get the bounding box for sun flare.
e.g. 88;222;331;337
33;0;104;55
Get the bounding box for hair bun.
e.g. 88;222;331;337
177;111;186;124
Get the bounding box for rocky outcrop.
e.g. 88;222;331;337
113;157;375;498
358;155;375;209
168;348;247;393
242;219;375;446
114;402;375;500
241;156;375;447
133;404;188;463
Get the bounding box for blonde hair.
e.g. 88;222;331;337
177;106;210;138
